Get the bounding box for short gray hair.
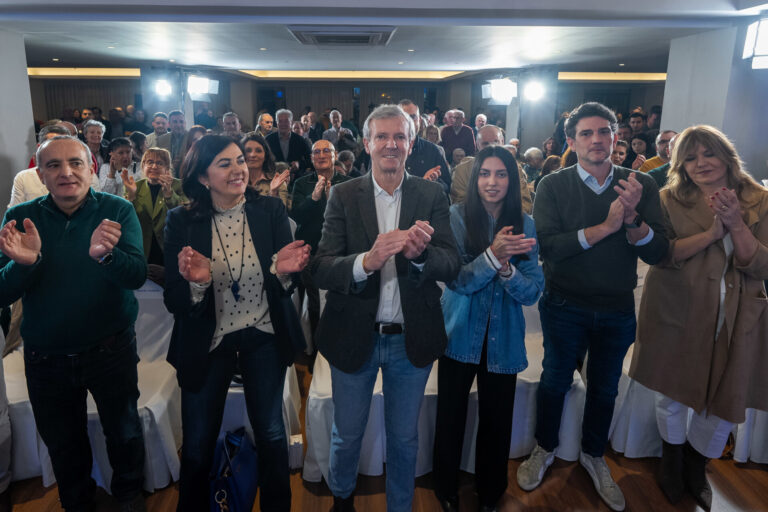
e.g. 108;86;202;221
38;124;70;144
82;119;105;135
330;109;342;118
362;104;415;142
275;109;293;122
36;135;92;169
656;129;677;144
523;147;543;160
222;111;239;121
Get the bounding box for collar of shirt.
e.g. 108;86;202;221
576;162;614;194
372;173;404;200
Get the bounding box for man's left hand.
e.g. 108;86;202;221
402;220;434;260
89;219;122;260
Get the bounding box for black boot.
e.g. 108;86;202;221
330;494;355;512
683;442;712;511
657;441;685;504
435;495;458;511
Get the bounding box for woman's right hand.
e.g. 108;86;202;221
270;169;290;197
490;226;537;263
178;246;211;283
122;169;137;201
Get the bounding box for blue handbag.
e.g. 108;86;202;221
210;427;259;512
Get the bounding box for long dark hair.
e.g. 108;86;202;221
240;131;276;176
181;134;254;219
464;146;524;258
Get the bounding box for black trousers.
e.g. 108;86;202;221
433;344;518;507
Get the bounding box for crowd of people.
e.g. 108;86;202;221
0;96;765;512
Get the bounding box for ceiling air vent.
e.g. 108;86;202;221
287;25;397;46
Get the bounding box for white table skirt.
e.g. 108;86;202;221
4;279;303;491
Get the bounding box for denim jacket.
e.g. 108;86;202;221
441;203;544;374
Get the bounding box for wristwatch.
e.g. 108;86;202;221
98;252;114;266
623;214;642;229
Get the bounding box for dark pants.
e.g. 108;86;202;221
433;343;518;507
177;327;290;512
25;327;145;512
301;266;320;348
535;291;636;457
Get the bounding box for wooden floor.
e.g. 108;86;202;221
8;361;768;511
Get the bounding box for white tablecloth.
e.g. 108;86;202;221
4;279;303;491
303;263;768;483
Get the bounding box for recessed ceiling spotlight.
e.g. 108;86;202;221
169;59;176;62
619;63;625;66
407;49;415;52
260;47;267;51
107;46;115;49
398;61;404;64
52;58;59;62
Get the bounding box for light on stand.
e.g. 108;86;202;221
187;76;210;95
487;78;518;105
154;79;172;97
523;81;545;101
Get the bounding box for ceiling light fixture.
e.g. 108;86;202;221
487;78;518;105
27;68;141;78
239;70;462;80
618;63;625;67
407;49;415;52
398;61;404;65
557;72;667;82
169;59;175;63
743;14;768;69
52;58;59;62
107;46;115;49
260;47;267;51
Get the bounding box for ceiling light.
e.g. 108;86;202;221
743;16;768;68
27;67;141;77
619;63;625;67
107;46;115;49
260;47;267;51
169;59;175;63
51;58;59;62
154;79;172;97
398;61;404;65
239;70;462;80
487;78;518;105
524;81;545;101
407;49;415;52
557;72;667;81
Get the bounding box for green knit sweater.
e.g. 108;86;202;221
532;165;669;311
0;190;147;353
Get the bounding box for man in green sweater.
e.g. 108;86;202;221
516;103;668;512
0;136;148;512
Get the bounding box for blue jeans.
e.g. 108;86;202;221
535;291;636;457
25;327;144;512
328;332;432;512
177;327;289;512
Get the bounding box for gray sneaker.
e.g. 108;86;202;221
517;444;555;491
579;452;626;511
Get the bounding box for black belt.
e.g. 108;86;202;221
374;322;403;335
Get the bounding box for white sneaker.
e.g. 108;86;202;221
517;444;555;491
579;452;626;511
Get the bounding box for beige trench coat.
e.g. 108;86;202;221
630;186;768;423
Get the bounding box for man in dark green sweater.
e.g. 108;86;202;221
0;136;147;512
517;103;668;512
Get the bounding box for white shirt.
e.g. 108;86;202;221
98;162;143;197
352;175;407;324
8;167;101;208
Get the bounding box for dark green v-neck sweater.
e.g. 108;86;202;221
532;165;669;311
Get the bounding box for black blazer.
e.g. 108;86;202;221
163;191;305;392
310;173;461;373
265;132;312;173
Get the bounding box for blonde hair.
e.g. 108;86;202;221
666;125;761;207
141;147;171;170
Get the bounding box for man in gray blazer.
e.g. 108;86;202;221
311;104;460;512
156;110;189;177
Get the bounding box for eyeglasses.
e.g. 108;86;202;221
312;148;334;155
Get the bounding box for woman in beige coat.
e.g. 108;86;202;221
630;125;768;511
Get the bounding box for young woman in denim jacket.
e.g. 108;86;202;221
433;146;544;512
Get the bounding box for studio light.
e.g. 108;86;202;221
187;76;210;95
523;81;545;101
488;78;518;105
154;79;172;97
743;15;768;69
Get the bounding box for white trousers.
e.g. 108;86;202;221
655;393;734;459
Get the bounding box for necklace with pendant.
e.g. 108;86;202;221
213;208;247;302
